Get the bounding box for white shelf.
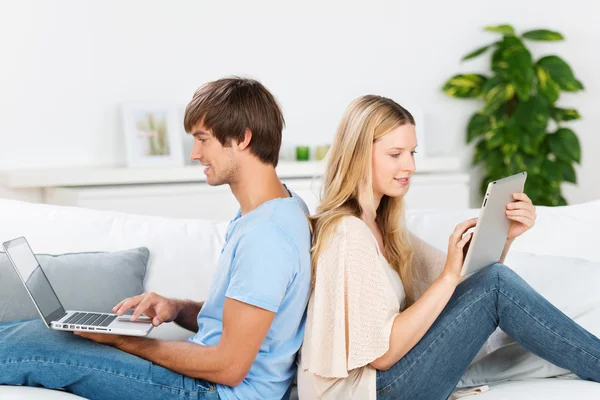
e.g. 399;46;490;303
0;157;462;189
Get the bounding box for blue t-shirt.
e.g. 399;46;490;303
188;192;311;400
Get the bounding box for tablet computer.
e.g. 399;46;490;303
460;171;527;276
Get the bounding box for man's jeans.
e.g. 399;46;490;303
0;318;220;400
376;263;600;400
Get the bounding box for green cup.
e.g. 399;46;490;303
296;146;310;161
315;145;330;161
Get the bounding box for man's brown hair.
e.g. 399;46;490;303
184;77;285;167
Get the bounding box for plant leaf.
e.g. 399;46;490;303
514;95;549;136
442;74;488;98
550;107;581;123
555;159;577;183
522;153;544;175
522;29;564;41
558;195;568;206
473;139;487;165
483;81;515;115
485;25;515;36
524;175;545;204
537;56;585;92
541;159;563;182
491;37;534;101
467;113;492;143
547;128;581;164
485;129;505;150
536;65;561;103
462;43;495;61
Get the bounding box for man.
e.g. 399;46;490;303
0;77;312;400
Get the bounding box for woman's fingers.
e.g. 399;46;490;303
451;218;478;243
458;232;472;248
506;209;533;218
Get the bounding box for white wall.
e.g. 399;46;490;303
1;0;598;205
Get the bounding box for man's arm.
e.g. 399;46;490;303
173;299;204;332
100;297;274;387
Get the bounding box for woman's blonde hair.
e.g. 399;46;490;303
311;95;417;309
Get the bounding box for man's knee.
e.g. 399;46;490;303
0;318;84;359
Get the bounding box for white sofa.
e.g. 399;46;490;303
0;197;599;399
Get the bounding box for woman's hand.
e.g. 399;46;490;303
506;193;536;240
441;218;478;286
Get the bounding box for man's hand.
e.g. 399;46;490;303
113;292;180;327
74;298;276;386
74;331;130;349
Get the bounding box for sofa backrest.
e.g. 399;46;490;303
1;198;598;339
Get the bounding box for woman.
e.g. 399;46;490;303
297;95;600;400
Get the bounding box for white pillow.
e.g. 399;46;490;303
457;252;600;388
406;200;600;262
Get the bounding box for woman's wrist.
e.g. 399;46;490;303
439;270;461;288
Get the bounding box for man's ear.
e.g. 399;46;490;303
236;128;252;151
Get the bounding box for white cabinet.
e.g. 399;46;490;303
44;174;469;220
1;159;470;220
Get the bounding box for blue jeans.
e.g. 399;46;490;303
0;318;220;400
376;263;600;400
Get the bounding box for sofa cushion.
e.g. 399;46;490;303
0;247;149;323
0;386;85;399
457;252;600;388
0;199;228;340
406;200;600;263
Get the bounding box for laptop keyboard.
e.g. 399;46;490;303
62;312;117;327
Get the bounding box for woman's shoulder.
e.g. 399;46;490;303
336;215;375;240
317;215;379;261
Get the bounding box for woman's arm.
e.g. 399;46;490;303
372;220;476;371
370;272;458;370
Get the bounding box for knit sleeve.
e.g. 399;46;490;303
302;216;399;378
409;232;447;301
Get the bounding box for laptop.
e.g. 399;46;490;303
2;237;154;337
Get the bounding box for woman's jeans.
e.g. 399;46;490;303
0;318;220;400
376;263;600;400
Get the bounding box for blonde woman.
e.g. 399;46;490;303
297;95;600;399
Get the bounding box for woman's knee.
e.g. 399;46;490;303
480;262;521;287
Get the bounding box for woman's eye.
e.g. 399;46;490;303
390;153;401;158
411;151;418;156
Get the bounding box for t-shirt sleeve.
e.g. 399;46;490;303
225;221;298;313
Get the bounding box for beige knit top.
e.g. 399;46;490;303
297;216;447;400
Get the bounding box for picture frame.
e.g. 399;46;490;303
178;105;195;166
122;103;184;168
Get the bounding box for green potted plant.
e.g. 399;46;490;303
442;24;584;206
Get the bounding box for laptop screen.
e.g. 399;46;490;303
3;237;65;325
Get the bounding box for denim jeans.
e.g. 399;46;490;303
376;263;600;400
0;318;220;400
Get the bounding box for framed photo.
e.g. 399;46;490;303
122;104;184;168
178;105;195;166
